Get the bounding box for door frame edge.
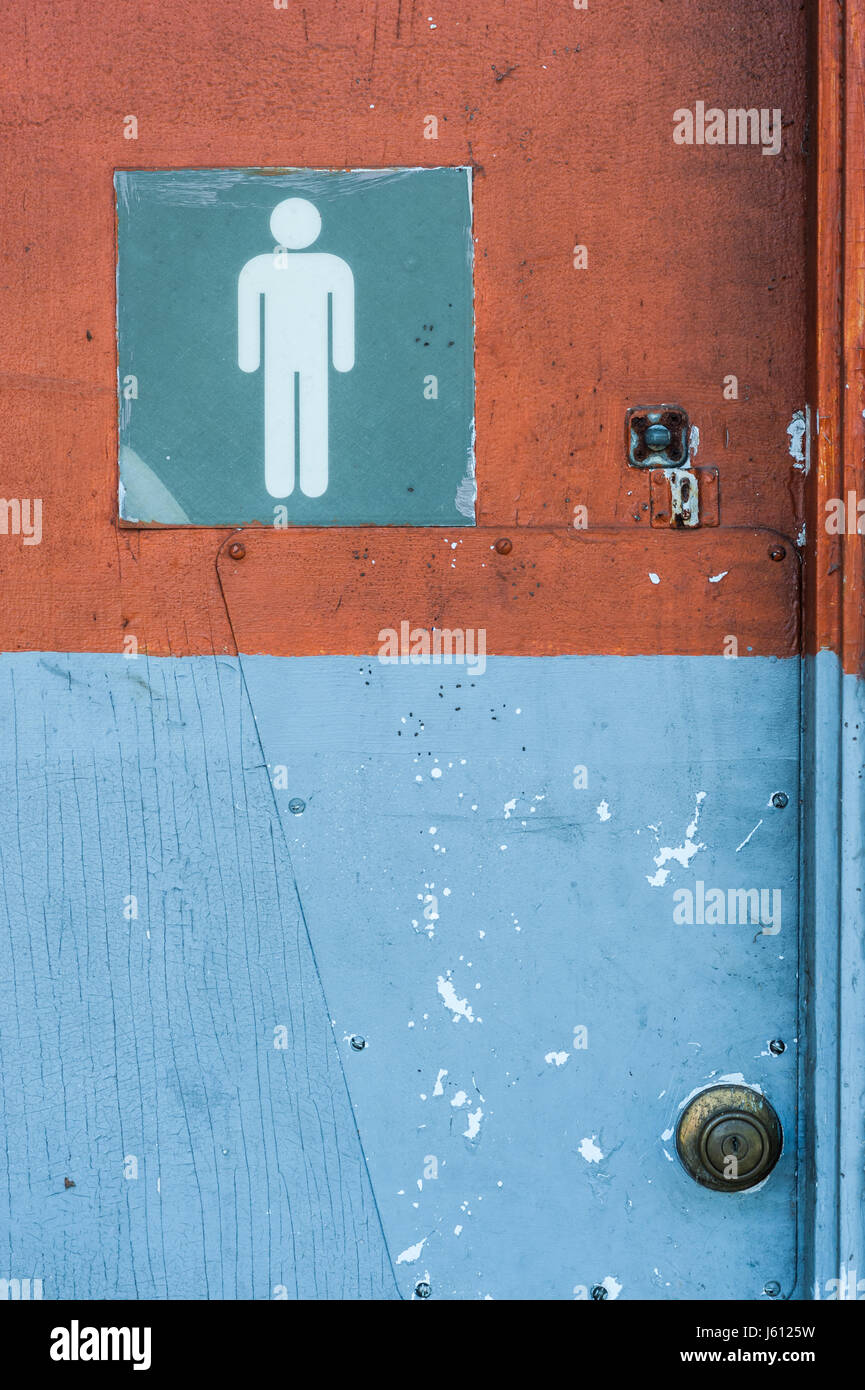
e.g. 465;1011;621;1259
800;0;865;1303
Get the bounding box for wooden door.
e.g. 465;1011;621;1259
0;0;851;1303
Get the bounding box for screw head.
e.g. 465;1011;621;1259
763;1280;781;1298
228;541;246;561
651;469;667;485
415;1281;432;1299
769;545;786;562
350;1035;366;1051
288;798;306;815
590;1284;608;1300
771;791;789;809
768;1039;786;1056
494;537;513;555
645;423;672;451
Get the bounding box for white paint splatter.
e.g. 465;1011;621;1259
688;425;700;459
503;797;517;819
708;571;728;584
797;524;806;547
596;800;612;822
430;767;442;779
432;1068;448;1097
646;791;706;887
545;1051;569;1067
660;1127;675;1142
464;1108;483;1140
451;1090;468;1107
396;1238;427;1264
578;1135;604;1163
437;975;476;1023
601;1274;623;1300
648;572;660;585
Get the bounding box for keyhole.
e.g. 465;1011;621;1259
730;1136;741;1154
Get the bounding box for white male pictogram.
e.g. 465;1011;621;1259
238;198;355;498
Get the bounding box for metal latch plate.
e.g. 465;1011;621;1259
650;467;719;529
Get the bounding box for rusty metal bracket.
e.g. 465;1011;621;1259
625;405;690;469
650;466;719;529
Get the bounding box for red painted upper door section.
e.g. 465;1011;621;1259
0;0;806;657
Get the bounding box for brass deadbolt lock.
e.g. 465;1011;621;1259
676;1084;782;1192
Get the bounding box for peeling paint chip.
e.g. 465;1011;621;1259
646;791;706;888
437;975;475;1023
396;1238;427;1264
578;1135;604;1163
787;409;809;472
463;1108;483;1140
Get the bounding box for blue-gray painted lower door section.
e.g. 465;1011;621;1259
0;653;799;1299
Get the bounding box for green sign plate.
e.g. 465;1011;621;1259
116;168;475;526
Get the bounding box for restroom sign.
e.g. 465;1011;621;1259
115;168;475;526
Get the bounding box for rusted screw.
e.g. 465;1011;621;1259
768;1039;786;1056
590;1284;608;1301
228;541;246;561
350;1035;366;1051
415;1281;432;1299
771;791;789;809
494;537;513;555
768;545;786;562
652;469;667;485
